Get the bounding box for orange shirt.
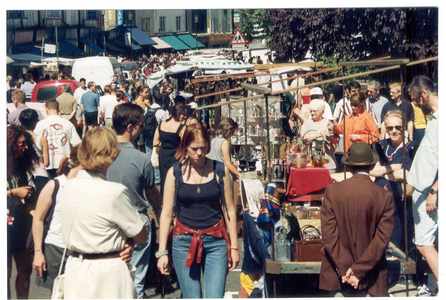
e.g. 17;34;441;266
336;111;379;151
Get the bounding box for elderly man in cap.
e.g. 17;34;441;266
300;99;337;170
300;99;331;141
320;142;394;296
309;87;334;120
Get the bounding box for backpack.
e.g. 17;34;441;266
43;179;60;238
142;107;160;148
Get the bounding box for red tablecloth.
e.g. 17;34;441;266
286;167;332;199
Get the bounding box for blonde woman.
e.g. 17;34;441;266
59;128;147;298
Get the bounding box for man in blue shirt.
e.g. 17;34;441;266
80;81;100;130
107;103;156;298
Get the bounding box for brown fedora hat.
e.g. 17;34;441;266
342;142;378;166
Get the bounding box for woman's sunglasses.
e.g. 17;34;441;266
386;125;403;132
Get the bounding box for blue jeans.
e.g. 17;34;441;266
131;215;152;298
172;234;228;298
145;146;161;185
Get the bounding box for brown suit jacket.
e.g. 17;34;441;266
319;174;394;296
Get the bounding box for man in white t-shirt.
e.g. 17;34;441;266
34;99;81;178
20;73;35;100
99;85;118;128
73;78;87;130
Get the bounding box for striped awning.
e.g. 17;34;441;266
151;37;172;50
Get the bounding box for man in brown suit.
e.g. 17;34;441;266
319;142;394;296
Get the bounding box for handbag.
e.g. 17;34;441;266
151;148;160;168
51;246;68;299
292;225;323;262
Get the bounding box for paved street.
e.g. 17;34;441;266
8;237;417;299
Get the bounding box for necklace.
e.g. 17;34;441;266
193;160;208;194
385;142;403;161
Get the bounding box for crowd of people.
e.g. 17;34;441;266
6;61;438;299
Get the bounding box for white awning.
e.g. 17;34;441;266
152;37;172;50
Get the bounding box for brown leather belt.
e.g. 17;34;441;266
70;251;121;260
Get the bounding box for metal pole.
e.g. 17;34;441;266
41;37;45;63
265;94;271;181
55;25;59;74
243;97;248;146
400;64;410;297
341;67;347;180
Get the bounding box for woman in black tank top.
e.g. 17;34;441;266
152;102;187;194
156;124;239;298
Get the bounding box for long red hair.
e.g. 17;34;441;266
175;124;210;162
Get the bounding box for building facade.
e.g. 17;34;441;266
7;10;102;56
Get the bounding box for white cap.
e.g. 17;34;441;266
310;87;323;97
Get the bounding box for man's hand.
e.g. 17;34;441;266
10;186;33;199
426;192;438;213
342;268;360;289
119;243;134;263
33;251;47;278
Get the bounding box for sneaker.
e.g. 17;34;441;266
416;284;433;297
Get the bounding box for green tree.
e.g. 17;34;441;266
239;9;268;41
264;8;438;62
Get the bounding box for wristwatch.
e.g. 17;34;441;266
155;249;168;259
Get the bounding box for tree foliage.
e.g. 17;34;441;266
264;8;438;62
238;9;269;41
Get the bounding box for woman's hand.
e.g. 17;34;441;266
10;186;33;199
426;192;438;213
33;251;47;278
119;243;134;263
228;248;240;271
157;255;170;275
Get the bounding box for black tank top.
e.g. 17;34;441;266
174;160;223;229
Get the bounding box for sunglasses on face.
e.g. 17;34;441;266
386;126;403;132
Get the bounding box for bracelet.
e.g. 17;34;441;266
230;247;239;251
155;249;169;258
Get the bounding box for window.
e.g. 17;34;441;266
159;16;166;32
87;11;97;20
8;11;24;19
223;10;228;32
176;16;181;32
46;10;62;20
142;17;151;32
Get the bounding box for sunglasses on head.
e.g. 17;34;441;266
386;125;403;131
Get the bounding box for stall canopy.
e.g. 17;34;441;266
151;37;172;50
177;34;205;49
130;27;155;46
160;36;190;51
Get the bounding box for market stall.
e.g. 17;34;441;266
194;56;436;297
